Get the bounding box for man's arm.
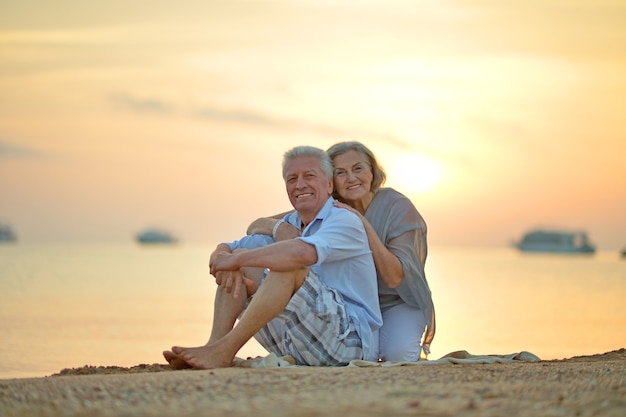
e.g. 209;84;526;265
246;211;300;241
210;239;317;275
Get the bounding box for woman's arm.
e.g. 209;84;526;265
333;201;404;288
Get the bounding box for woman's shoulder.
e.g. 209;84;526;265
375;187;411;204
368;188;426;234
373;188;422;219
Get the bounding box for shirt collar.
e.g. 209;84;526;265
291;197;335;232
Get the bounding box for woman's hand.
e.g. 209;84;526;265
333;201;363;219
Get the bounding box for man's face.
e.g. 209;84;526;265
284;155;333;223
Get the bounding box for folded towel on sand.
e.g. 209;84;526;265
232;350;541;368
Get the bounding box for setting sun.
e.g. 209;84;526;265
386;153;442;194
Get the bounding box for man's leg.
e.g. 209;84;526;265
256;271;364;366
171;268;308;369
208;267;264;343
164;267;264;369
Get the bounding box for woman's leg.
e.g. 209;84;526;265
379;303;426;362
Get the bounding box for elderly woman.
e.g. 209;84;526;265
249;141;435;361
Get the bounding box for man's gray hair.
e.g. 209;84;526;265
282;146;334;180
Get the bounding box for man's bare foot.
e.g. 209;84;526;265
171;345;235;369
163;350;192;370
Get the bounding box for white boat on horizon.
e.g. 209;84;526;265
0;223;17;243
135;228;178;245
515;229;596;254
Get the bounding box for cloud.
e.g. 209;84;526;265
194;104;418;148
194;107;278;127
0;141;43;158
109;93;172;114
192;104;471;167
105;91;449;161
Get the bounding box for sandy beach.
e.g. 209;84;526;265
1;348;624;417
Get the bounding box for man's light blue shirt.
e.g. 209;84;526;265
227;197;382;361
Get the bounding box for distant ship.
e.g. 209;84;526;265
514;229;595;254
135;228;178;245
0;223;17;243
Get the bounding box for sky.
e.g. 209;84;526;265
1;0;625;249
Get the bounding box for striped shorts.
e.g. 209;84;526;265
254;271;363;366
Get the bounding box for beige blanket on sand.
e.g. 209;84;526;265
233;350;541;368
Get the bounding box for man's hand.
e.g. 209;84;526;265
209;250;240;275
214;269;255;299
209;243;232;269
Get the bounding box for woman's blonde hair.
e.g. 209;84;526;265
326;141;386;194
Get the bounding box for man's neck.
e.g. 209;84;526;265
297;196;330;228
298;209;321;229
300;216;312;229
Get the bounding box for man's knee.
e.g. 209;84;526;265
267;268;309;292
291;267;309;289
241;266;265;282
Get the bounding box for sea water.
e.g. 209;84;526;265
0;243;624;379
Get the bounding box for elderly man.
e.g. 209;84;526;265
164;145;382;369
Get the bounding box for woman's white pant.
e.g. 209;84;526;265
378;303;426;362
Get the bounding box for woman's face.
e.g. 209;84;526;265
332;149;374;203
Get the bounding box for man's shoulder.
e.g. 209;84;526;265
326;201;361;222
325;206;366;235
308;199;363;232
